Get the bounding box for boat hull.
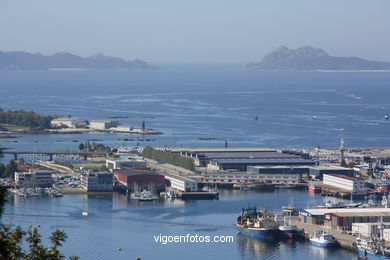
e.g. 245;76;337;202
308;186;321;193
357;248;389;260
309;239;335;247
279;226;299;238
236;224;279;238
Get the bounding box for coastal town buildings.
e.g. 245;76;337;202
106;159;147;171
51;117;86;128
323;174;365;193
81;172;113;192
14;171;53;188
113;168;165;191
89;120;119;130
164;173;198;192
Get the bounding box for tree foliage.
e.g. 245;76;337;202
0;225;78;260
0;108;54;129
142;147;194;170
81;141;111;153
3;160;18;178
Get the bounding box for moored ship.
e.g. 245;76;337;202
279;224;298;239
355;236;390;260
236;207;279;238
309;230;336;247
308;184;321;193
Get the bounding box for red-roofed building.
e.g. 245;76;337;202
113;168;165;192
323;174;366;193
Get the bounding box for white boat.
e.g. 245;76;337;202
82;211;89;216
309;230;336;247
131;190;159;201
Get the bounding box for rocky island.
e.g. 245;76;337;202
245;46;390;71
0;51;158;70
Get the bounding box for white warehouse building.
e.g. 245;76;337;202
89;120;119;130
106;159;147;171
323;174;366;193
51;117;86;128
164;173;198;192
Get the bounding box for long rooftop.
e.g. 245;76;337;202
304;207;390;217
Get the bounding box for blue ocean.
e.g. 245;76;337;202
1;64;390;152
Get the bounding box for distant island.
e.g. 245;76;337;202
0;51;158;70
244;46;390;71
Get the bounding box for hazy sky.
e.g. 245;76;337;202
1;0;389;63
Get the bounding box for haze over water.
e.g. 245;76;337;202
1;64;390;152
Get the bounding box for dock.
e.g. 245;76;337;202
295;221;357;250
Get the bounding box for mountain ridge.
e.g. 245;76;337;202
245;46;390;71
0;51;158;70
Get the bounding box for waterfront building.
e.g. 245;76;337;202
352;222;390;237
51;117;86;128
89;120;119;130
323;174;365;193
300;208;390;231
198;172;300;185
106;159;147;171
113;168;165;191
308;165;354;179
175;148;314;170
247;165;309;175
15;171;53;188
163;173;198;192
81;172;113;192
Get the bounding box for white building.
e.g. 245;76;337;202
164;173;198;192
51;117;86;128
89;120;119;130
323;174;366;192
352;222;390;237
198;173;300;184
15;171;53;188
106;159;147;170
81;172;113;192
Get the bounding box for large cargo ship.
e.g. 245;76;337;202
236;207;279;238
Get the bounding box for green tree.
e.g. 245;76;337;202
99;165;108;172
0;164;5;177
0;226;78;260
5;160;18;178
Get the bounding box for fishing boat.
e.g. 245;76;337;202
308;184;321;193
236;207;279;238
279;223;298;239
355;221;390;259
376;180;390;193
131;190;159;201
275;213;299;239
309;230;336;247
356;235;390;259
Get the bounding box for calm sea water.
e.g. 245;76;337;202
1;65;389;259
1;64;390;154
2;190;358;260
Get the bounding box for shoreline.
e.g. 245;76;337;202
0;127;162;135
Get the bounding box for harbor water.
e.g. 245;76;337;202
1;190;359;260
